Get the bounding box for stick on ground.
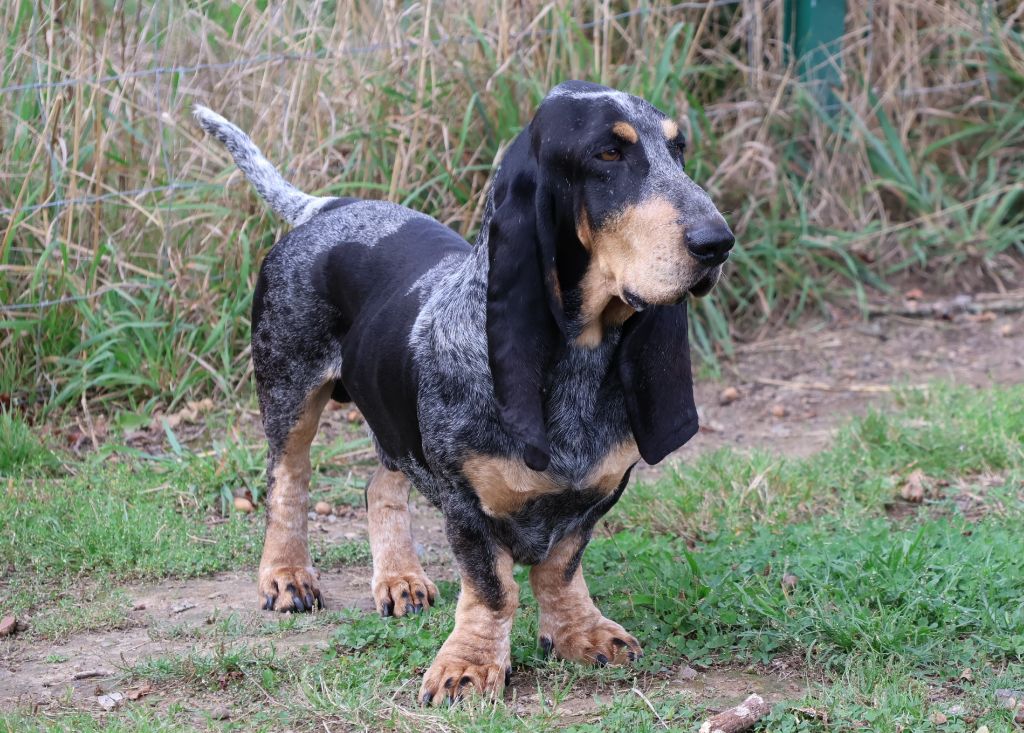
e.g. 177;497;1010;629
698;694;772;733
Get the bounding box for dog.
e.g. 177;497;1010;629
194;80;734;705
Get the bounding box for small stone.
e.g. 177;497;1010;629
96;692;124;710
719;386;741;405
314;501;333;516
995;689;1023;709
781;573;799;590
679;665;698;681
945;704;966;716
769;403;787;418
1014;708;1024;725
975;726;990;733
1000;323;1014;337
901;470;926;503
0;616;17;637
210;705;231;721
233;496;254;513
326;514;338;523
308;511;317;520
929;711;947;725
132;602;146;611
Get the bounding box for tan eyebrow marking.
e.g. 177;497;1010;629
661;118;680;140
611;121;638;144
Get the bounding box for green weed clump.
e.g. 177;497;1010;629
1;1;1021;414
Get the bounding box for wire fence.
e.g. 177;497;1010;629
0;0;1002;221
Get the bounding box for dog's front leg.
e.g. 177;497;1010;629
530;533;642;665
419;527;517;705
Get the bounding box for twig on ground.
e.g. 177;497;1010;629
866;292;1024;319
698;693;772;733
631;687;669;729
752;377;926;394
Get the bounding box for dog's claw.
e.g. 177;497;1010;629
539;636;554;658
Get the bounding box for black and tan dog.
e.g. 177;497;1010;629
194;80;734;704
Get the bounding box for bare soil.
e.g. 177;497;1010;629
2;312;1021;721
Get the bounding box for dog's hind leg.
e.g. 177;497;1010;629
367;467;439;617
256;380;332;613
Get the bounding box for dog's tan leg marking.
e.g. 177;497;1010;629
367;466;439;617
257;383;331;612
420;548;517;705
530;535;642;665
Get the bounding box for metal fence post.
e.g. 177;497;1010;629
784;0;846;108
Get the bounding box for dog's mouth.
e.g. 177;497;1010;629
688;266;722;298
622;265;723;310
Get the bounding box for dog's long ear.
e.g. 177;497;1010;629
617;302;700;465
486;128;564;472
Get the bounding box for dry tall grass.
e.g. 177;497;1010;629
1;0;1022;411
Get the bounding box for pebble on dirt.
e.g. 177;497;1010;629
781;573;799;590
770;403;787;418
314;500;333;516
0;616;17;637
719;386;741;405
233;496;255;513
900;470;926;503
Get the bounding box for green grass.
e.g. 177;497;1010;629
2;384;1022;731
2;0;1022;413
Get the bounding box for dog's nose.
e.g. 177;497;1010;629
685;223;735;266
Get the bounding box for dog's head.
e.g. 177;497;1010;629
485;81;732;470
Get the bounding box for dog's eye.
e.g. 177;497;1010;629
597;149;621;162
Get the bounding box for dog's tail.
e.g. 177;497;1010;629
193;105;333;227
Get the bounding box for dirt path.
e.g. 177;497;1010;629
2;314;1020;719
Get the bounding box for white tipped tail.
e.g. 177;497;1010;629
193;104;332;226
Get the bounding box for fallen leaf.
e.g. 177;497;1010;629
126;682;153;701
901;470;926;503
960;667;973;681
170;600;196;615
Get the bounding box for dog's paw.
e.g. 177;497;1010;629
539;615;642;666
258;565;322;612
419;647;510;706
372;568;439;618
